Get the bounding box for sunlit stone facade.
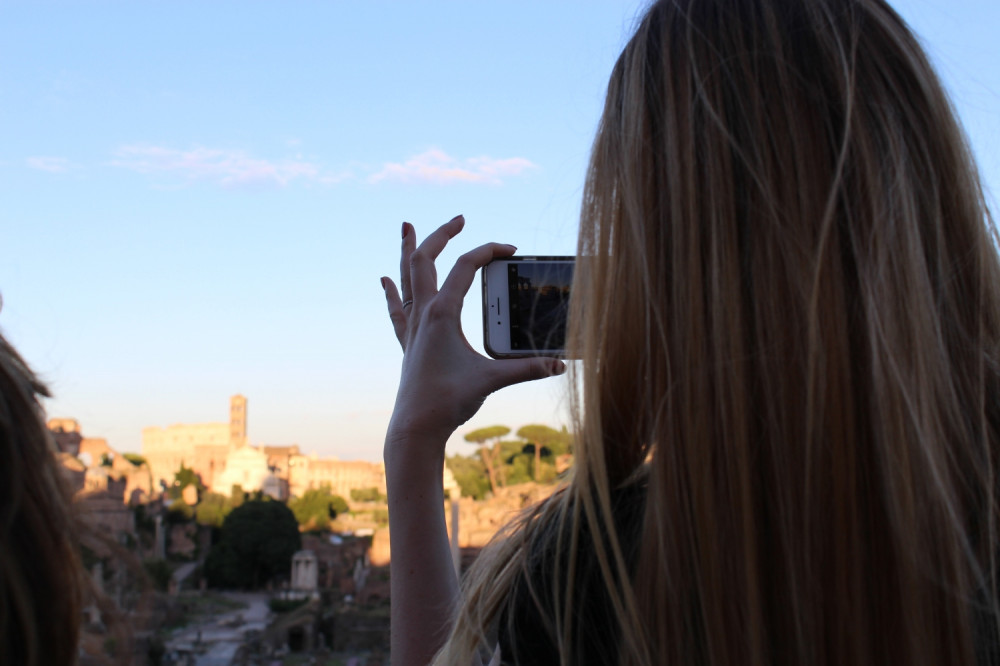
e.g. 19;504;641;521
141;395;247;489
141;395;388;500
288;455;387;499
211;445;274;497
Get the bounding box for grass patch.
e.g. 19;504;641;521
269;597;309;614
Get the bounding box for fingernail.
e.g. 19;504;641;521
401;222;409;239
450;214;465;225
505;244;518;252
551;360;566;375
380;277;387;290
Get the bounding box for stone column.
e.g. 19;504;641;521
154;514;165;560
450;499;460;575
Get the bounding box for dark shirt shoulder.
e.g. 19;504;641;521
497;480;647;665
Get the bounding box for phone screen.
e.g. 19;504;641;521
506;260;574;352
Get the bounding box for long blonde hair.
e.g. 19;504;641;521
440;0;1000;664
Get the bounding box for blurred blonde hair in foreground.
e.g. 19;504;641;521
438;0;1000;664
0;322;84;665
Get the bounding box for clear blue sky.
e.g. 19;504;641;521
1;1;997;461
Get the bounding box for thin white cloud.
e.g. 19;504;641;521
100;144;535;189
27;156;71;173
110;144;344;189
368;148;537;185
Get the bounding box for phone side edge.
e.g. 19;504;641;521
482;259;517;358
481;265;502;359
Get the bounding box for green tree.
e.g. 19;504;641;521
350;487;386;503
204;499;301;589
331;494;349;515
537;426;573;458
464;425;510;492
517;425;565;482
288;486;349;531
166;464;206;505
504;453;534;485
121;452;146;466
195;491;234;528
446;454;490;500
174;464;204;490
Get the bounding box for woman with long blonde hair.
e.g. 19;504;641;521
381;0;1000;663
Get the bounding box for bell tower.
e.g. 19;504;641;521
229;394;248;447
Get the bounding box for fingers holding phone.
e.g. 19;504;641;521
381;218;566;446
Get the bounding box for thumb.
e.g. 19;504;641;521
487;357;567;394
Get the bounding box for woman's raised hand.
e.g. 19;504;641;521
381;215;566;453
380;215;564;663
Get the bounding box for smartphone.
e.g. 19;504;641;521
482;256;574;358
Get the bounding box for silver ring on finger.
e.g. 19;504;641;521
402;299;414;309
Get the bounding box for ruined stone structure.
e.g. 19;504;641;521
48;421;140;537
77;436;113;467
449;482;559;548
291;550;320;594
49;418;83;456
141;394;247;489
142;395;388;500
59;453;87;492
49;418;154;507
288;454;387;499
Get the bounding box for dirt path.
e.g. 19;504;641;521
166;591;271;666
